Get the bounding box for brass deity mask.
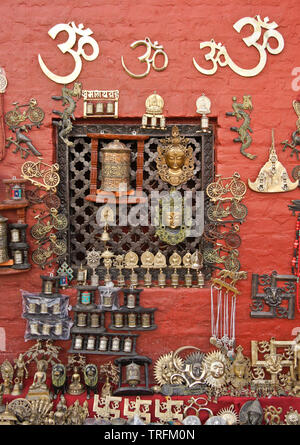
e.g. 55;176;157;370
156;126;194;186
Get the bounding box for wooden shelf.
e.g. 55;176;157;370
0;266;31;275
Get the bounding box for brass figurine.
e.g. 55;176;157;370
26;359;51;401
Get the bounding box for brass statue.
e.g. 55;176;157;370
229;345;251;392
156;126;194;186
26;359;51;401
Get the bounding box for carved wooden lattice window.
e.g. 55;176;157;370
55;122;215;281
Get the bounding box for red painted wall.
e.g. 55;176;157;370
0;0;299;376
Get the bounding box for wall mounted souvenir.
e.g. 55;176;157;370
282;100;300;158
156;126;194;187
121;37;168;79
21;159;60;193
52;82;82;147
210;270;248;357
140;251;155;288
0;67;7;160
86;132;149;203
2;177;27;204
4;98;44;159
86;248;101;286
154;189;193;245
248;130;299;192
31;233;67;269
141;92;166;130
196;93;211;132
30;207;67;242
55;264;71;290
38;22;99;84
226;95;255;159
0;214;9;264
82;89;119;118
193;15;284;78
206;172;247;223
250;270;296;319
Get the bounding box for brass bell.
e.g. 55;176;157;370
100;226;110;242
11;378;22;396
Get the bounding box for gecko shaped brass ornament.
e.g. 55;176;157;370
226;95;256;160
156;126;194;186
248;130;299;193
282;100;300;159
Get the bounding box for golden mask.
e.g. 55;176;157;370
156;126;194;186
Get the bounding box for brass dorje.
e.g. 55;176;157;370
156;126;194;186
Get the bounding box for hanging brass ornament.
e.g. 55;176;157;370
248;130;299;192
156;126;194;186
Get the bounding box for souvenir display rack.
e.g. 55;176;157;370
55;122;215;281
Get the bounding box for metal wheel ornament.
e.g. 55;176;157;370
21;161;38;178
206;182;223;199
43;170;60;189
230;180;247;198
230;202;248;220
27;106;45;124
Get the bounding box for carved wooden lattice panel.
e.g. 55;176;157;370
56;123;215;281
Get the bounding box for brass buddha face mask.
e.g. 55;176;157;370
156;126;194;186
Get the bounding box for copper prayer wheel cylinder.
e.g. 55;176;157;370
141;313;151;328
100;139;131;193
0;215;9;263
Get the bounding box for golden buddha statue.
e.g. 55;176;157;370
26;359;51;401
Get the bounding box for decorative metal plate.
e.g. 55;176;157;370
250;270;296;319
